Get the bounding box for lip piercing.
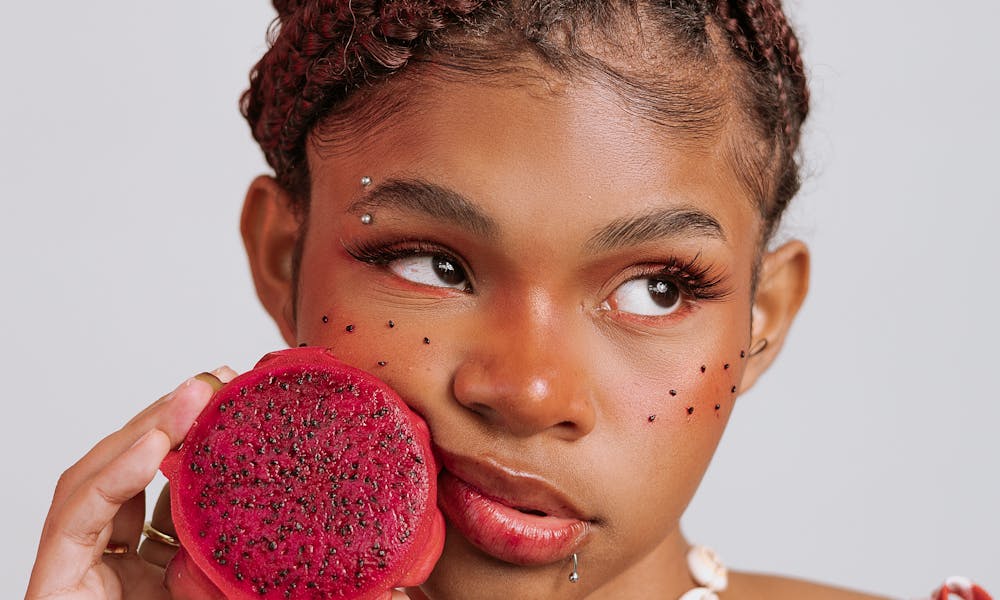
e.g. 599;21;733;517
748;338;769;357
360;175;372;187
569;553;580;583
360;213;373;224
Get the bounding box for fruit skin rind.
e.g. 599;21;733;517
161;347;444;600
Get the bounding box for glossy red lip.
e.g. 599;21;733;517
435;449;592;566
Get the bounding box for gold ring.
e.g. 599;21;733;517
103;542;130;555
143;521;180;548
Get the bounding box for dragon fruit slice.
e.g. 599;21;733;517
161;347;444;600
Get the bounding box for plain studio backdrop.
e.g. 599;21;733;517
2;2;997;597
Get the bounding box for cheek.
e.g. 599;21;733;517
292;268;462;418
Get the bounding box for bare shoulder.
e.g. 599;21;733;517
727;570;893;600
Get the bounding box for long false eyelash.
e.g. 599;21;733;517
649;253;733;302
342;238;454;266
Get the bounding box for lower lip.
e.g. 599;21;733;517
438;470;590;566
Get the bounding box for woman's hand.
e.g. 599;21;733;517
26;367;236;600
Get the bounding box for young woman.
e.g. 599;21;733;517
24;1;994;599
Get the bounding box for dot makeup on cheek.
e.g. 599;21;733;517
715;403;721;411
377;361;387;367
687;406;695;415
731;385;737;393
724;363;730;370
648;414;657;422
423;337;430;345
700;365;706;373
322;315;329;324
669;389;678;397
346;324;355;333
388;320;395;328
740;350;746;359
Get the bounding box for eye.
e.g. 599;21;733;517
389;254;469;290
608;277;683;316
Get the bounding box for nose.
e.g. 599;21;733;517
451;303;597;440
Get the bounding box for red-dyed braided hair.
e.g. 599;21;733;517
241;0;809;240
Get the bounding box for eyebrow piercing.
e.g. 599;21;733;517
569;553;580;583
748;338;769;357
360;175;372;187
360;213;373;224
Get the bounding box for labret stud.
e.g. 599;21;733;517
569;553;580;583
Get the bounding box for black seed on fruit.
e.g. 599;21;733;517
346;324;355;332
267;540;277;551
687;406;694;415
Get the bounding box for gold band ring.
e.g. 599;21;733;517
103;542;130;556
143;521;180;548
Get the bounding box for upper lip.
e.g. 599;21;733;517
434;445;593;522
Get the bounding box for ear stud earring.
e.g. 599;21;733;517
568;553;580;583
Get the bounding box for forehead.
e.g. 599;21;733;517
307;74;760;251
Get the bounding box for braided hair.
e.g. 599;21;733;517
241;0;809;243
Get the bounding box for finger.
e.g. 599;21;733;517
138;483;178;567
109;487;146;551
51;374;219;512
29;428;171;596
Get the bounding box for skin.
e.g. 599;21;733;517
26;68;890;600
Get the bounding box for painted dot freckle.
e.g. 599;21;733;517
669;389;677;397
724;363;730;370
740;350;746;358
715;403;721;411
700;365;706;373
648;415;657;422
321;315;329;324
345;324;355;333
377;361;387;367
731;385;737;393
423;337;430;345
686;406;695;415
388;320;395;328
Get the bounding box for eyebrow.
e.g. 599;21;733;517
348;178;500;239
585;207;726;253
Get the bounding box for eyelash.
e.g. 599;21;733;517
344;238;468;271
626;254;732;303
343;238;731;303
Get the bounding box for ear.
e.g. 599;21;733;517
739;239;810;393
240;175;300;347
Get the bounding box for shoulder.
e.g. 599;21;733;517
726;571;891;600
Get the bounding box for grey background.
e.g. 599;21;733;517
2;1;997;597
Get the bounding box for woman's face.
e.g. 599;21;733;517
246;71;795;599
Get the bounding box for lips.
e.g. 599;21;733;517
436;449;592;566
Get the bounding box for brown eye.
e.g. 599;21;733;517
647;279;680;309
389;254;469;290
607;277;683;316
433;255;465;286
